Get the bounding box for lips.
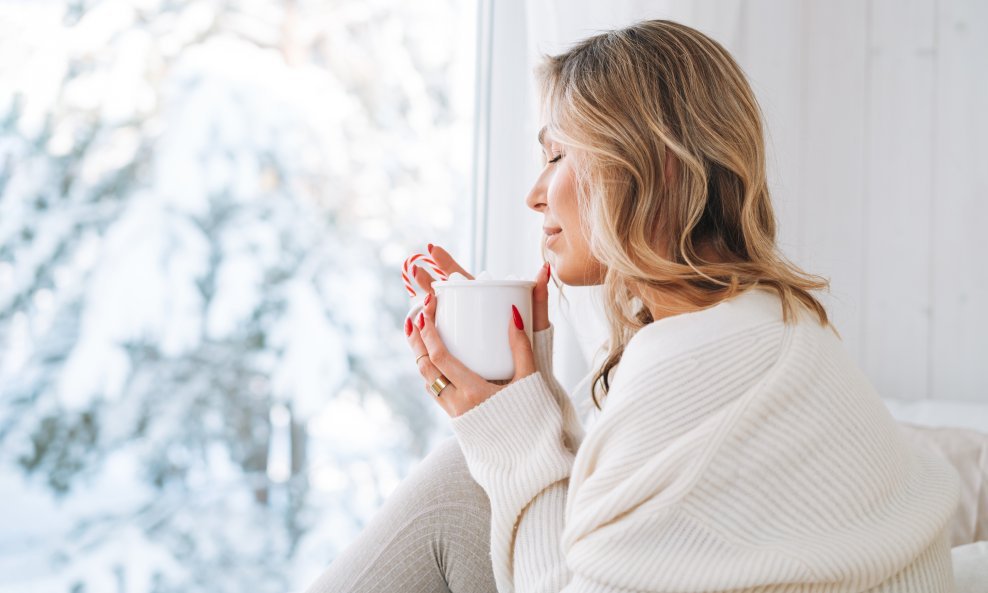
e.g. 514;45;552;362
543;227;562;236
546;229;562;250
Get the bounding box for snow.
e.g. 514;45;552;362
0;0;479;590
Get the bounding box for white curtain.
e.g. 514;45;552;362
480;0;988;407
479;1;739;397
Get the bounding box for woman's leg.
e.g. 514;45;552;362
304;436;498;593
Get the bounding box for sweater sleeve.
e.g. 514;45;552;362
531;324;563;395
449;363;793;593
450;371;575;593
531;323;586;454
449;324;795;593
449;368;694;593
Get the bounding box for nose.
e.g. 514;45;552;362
525;173;546;213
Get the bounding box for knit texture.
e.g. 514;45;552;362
450;286;961;593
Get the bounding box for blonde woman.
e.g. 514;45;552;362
306;19;960;593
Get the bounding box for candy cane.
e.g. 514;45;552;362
402;253;450;297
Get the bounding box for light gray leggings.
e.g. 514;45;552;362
304;436;499;593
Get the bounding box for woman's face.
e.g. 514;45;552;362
526;126;607;286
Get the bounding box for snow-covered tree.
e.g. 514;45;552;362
0;0;475;590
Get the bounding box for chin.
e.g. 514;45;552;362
551;257;607;287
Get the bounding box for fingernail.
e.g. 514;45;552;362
427;243;434;254
418;312;425;329
424;293;432;307
512;305;524;330
545;262;551;281
404;316;413;336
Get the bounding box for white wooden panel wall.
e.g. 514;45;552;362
799;0;869;366
931;0;988;402
865;0;937;401
484;0;988;403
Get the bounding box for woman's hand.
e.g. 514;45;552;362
405;244;553;418
406;291;536;417
412;244;551;332
411;243;474;288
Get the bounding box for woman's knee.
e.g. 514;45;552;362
302;436;495;593
404;436;488;509
420;437;497;593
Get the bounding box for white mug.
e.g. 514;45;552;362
408;278;535;381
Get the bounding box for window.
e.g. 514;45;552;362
0;1;479;590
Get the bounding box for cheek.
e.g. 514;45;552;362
547;169;578;222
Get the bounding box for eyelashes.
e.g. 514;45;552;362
540;151;564;167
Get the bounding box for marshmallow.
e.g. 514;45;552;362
444;270;527;282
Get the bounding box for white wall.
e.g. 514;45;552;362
477;0;987;403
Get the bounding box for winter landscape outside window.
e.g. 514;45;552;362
0;0;479;591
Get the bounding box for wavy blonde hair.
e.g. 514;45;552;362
535;19;838;411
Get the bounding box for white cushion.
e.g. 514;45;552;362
883;397;988;434
952;540;988;593
897;423;988;546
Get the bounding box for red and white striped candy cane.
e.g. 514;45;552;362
402;253;450;297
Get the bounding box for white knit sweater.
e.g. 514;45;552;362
450;286;961;593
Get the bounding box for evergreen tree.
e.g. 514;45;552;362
0;0;472;590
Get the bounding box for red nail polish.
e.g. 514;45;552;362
424;293;432;307
545;262;551;281
512;305;524;330
404;316;413;336
418;312;425;329
427;243;434;254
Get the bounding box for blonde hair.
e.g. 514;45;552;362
535;19;838;411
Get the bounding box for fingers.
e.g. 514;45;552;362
428;245;474;280
532;261;551;332
416;289;482;393
412;265;436;294
413;244;474;295
406;310;454;414
509;304;537;379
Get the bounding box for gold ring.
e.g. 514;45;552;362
415;353;429;365
429;374;450;397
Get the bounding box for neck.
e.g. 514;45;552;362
631;246;732;322
637;287;705;322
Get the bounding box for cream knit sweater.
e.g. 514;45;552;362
449;286;960;593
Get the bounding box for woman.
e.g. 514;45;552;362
306;19;960;593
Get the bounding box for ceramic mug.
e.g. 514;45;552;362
408;277;535;381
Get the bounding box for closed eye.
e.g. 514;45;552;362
548;154;563;164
